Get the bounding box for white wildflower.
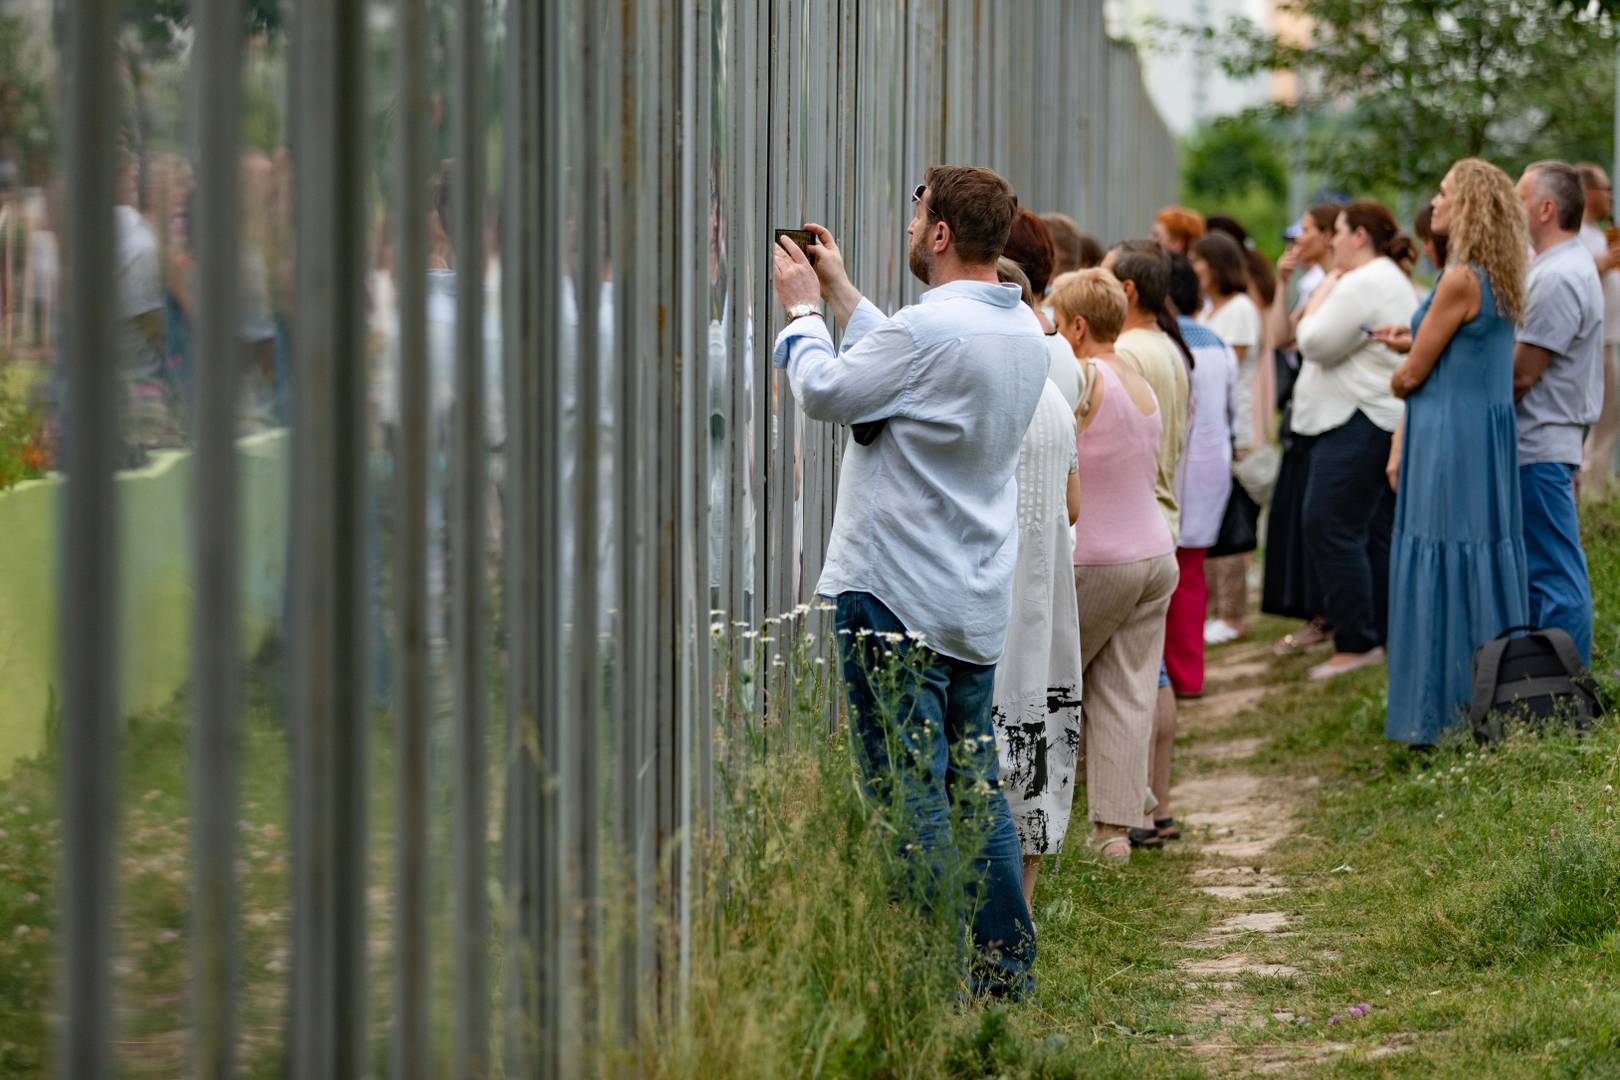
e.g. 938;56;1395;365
709;608;727;618
709;622;725;638
837;628;852;637
856;628;873;639
905;629;927;643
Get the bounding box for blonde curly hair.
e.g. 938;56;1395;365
1441;158;1528;322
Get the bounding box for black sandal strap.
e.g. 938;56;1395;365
1127;826;1164;849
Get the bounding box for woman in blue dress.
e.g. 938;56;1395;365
1377;158;1530;745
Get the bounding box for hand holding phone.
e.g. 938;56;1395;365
774;227;817;266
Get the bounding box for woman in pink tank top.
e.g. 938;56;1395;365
1049;269;1180;864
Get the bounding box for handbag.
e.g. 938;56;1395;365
1207;483;1260;558
1232;442;1281;506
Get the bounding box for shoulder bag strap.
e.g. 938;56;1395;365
1470;636;1514;730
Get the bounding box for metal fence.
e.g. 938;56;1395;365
51;0;1177;1074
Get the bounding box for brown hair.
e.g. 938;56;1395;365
1204;213;1276;305
1576;161;1609;192
1414;203;1448;269
1049;268;1128;344
1191;232;1249;297
1154;206;1206;251
1040;211;1084;275
921;163;1019;264
1305;202;1342;234
1340;200;1414;263
1109;240;1195;370
1003;209;1056;295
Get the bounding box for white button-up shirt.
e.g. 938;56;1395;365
772;280;1049;664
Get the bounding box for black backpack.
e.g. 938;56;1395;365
1469;625;1602;743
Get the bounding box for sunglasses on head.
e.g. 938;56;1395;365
912;183;940;220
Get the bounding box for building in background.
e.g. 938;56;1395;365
1110;0;1284;134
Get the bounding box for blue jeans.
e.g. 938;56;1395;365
834;591;1035;999
1521;463;1594;664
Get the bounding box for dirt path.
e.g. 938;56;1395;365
1165;640;1409;1075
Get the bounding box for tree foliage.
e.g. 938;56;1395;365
1191;0;1619;195
1183;114;1288;203
121;0;282;51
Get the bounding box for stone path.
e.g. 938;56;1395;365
1164;639;1411;1075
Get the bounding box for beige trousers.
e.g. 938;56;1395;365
1075;554;1179;829
1582;343;1620;501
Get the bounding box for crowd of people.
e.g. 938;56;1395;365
770;157;1613;996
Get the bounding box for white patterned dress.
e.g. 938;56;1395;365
991;378;1085;855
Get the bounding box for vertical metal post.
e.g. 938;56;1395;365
452;0;490;1070
289;0;369;1074
572;0;606;1057
1612;41;1620;208
392;0;431;1072
502;0;563;1070
58;0;118;1074
190;0;245;1070
614;0;648;1044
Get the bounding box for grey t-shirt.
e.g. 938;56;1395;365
1516;237;1605;466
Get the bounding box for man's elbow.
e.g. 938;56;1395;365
1512;369;1535;400
792;379;851;423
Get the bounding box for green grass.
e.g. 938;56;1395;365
6;503;1620;1076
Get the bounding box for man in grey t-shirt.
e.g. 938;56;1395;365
1514;161;1604;662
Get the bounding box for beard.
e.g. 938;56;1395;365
908;231;932;285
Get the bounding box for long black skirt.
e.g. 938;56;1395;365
1261;409;1322;620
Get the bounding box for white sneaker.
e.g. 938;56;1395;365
1205;619;1240;645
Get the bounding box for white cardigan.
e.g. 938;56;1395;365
1293;256;1417;435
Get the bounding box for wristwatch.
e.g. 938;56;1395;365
786;302;823;322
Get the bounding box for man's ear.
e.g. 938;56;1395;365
933;220;951;253
1121;279;1138;306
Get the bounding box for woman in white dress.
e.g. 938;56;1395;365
992;259;1084;910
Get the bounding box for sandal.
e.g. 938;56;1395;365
1273;617;1332;656
1307;647;1386;682
1127;826;1164;849
1089;830;1131;864
1153;816;1181;842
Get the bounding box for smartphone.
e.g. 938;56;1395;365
774;227;817;265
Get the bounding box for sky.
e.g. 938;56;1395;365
1109;0;1277;135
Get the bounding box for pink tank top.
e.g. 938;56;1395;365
1074;359;1175;566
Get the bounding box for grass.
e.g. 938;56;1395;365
5;502;1620;1075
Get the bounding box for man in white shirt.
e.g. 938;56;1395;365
1575;162;1620;498
771;164;1047;998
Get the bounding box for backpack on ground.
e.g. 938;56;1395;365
1469;625;1602;743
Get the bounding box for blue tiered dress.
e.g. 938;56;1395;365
1386;268;1528;745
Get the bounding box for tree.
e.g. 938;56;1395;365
1183;114;1288;204
1187;0;1620;196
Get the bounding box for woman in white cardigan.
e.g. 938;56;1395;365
1292;202;1419;681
